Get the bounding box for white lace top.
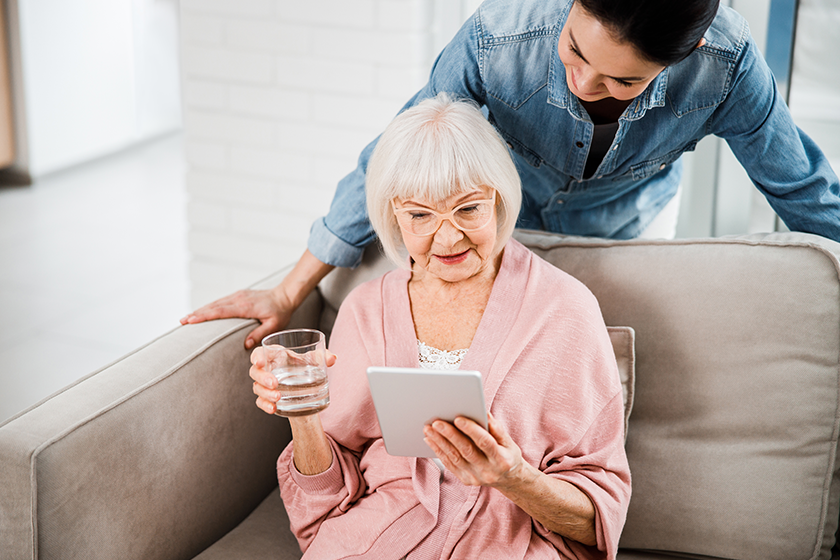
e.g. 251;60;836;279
417;340;468;370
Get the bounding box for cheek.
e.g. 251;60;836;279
401;233;431;262
470;224;498;257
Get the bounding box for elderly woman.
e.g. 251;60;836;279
249;94;631;559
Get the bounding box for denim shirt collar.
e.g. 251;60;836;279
547;0;669;122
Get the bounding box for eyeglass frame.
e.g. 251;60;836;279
390;190;498;236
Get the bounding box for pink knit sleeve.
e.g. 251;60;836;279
537;391;631;560
275;280;386;552
535;292;631;560
277;436;367;552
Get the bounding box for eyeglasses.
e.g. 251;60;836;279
391;191;497;236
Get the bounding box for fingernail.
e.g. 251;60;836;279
245;339;254;349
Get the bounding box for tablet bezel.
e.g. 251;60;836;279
365;366;488;458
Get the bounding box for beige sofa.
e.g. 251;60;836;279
3;230;840;560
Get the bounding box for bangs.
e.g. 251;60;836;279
380;117;490;203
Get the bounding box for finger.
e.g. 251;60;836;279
250;347;266;367
326;350;337;368
432;420;483;464
245;318;279;350
423;429;480;485
424;427;466;470
249;363;278;389
255;396;277;415
182;296;243;323
486;412;513;447
424;424;460;461
454;416;500;459
252;381;280;403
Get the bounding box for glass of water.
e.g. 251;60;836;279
261;329;329;417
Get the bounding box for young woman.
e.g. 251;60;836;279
182;0;840;347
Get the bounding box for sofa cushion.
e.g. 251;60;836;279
193;490;302;560
515;231;840;560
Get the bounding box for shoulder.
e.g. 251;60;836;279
666;6;765;114
702;6;751;60
476;0;568;40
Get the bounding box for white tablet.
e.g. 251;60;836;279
366;366;488;458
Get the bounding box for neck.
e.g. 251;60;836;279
579;96;633;124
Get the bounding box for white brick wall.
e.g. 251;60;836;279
179;0;441;307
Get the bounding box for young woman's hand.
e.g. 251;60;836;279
182;288;294;350
180;249;336;350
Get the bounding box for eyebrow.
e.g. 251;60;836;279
568;29;646;83
402;190;486;208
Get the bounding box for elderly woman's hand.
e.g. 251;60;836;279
424;412;598;545
249;346;337;415
423;412;532;489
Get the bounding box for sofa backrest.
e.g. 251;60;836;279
319;231;840;560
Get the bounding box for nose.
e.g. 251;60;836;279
432;217;464;246
575;65;601;92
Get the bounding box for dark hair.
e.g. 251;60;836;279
576;0;720;66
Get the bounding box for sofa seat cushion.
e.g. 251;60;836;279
194;490;301;560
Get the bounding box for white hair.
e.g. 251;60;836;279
366;92;522;267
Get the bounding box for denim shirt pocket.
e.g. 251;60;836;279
630;143;695;181
483;30;555;110
492;122;545;168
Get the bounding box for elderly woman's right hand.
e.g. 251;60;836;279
249;346;337;415
251;346;336;475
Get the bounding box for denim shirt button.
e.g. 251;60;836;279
575;141;584;148
556;199;564;204
612;145;618;150
659;163;666;170
507;142;513;149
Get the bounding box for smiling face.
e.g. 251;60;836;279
558;2;666;102
394;187;499;285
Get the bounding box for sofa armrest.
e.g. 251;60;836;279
0;270;322;560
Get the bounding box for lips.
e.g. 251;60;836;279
435;249;470;265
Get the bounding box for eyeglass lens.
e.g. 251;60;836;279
396;200;494;235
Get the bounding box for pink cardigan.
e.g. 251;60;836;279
277;239;631;559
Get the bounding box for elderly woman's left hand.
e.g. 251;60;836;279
423;412;532;489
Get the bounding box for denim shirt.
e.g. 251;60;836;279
309;0;840;268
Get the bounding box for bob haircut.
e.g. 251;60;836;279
366;92;522;268
577;0;720;66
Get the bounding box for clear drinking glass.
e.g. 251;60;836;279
261;329;329;417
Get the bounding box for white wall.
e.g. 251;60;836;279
16;0;182;177
180;0;459;307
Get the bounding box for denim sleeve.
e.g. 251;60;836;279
712;38;840;242
308;14;487;268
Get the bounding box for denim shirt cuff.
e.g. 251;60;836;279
308;218;365;268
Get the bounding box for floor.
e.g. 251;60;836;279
0;133;190;423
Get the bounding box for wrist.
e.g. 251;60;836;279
275;249;335;309
496;458;540;493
